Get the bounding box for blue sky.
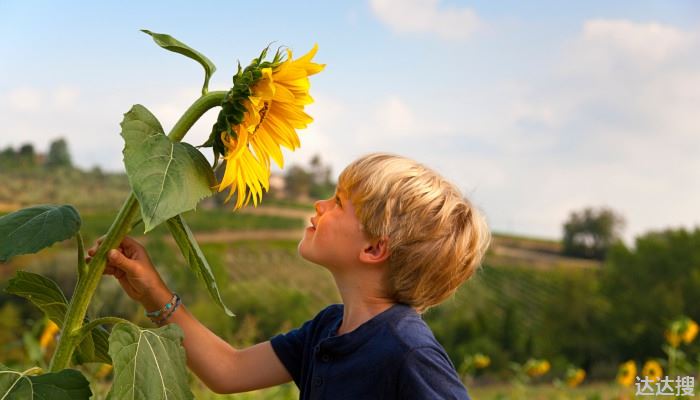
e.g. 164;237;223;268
1;0;699;242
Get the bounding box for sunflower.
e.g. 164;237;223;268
39;319;60;351
473;353;491;369
682;319;698;344
218;127;270;208
666;317;699;347
641;360;663;382
565;367;586;388
525;359;550;377
616;360;636;387
665;329;682;348
205;44;325;209
244;45;324;171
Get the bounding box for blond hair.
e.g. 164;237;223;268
338;153;491;312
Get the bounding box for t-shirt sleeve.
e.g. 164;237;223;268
397;346;471;400
269;318;313;385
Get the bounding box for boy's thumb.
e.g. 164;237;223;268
108;249;135;271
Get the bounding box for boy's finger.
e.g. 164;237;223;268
108;249;139;273
104;266;115;275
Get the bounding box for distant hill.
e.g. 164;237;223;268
0;167;131;212
1;167;598;270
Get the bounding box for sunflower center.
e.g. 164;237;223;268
253;101;270;134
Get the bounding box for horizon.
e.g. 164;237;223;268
2;0;699;244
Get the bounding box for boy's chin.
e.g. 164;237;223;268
297;240;314;262
297;242;328;268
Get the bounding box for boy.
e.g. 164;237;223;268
88;153;491;399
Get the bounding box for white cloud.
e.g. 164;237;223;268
581;19;693;65
1;86;81;113
369;0;480;40
51;86;80;110
3;87;42;112
489;19;700;242
377;96;417;134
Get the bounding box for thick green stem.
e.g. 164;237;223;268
49;90;226;372
76;232;87;280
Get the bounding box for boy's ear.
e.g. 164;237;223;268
359;238;390;264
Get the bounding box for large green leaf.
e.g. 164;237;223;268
167;214;234;316
6;271;68;324
120;104;216;232
141;29;216;94
0;204;81;262
108;322;193;400
5;271;111;364
0;364;91;400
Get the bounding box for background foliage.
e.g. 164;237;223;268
1;142;698;399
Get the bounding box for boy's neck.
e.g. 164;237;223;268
332;271;395;336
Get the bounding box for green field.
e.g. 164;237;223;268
2;183;699;399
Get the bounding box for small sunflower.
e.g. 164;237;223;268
565;367;586;388
525;359;550;377
666;317;699;347
205;44;325;209
616;360;636;387
95;363;113;379
665;329;682;348
641;359;663;382
39;320;60;351
682;319;698;344
473;353;491;369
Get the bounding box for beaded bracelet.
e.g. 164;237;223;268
151;295;182;325
144;293;178;318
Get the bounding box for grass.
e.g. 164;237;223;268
468;382;625;400
73;209;304;243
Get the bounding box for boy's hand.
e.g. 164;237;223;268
86;236;172;311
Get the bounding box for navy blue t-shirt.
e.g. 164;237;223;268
270;303;470;399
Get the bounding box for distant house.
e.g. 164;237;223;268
269;172;285;198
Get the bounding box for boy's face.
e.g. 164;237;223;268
298;188;371;270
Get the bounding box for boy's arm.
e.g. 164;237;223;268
89;237;293;394
145;288;292;394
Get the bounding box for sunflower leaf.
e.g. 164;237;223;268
0;204;81;262
5;271;112;364
6;271;68;325
107;322;193;400
121;104;216;232
166;214;234;316
0;364;92;399
141;29;216;95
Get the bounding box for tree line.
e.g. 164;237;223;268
0;138;73;170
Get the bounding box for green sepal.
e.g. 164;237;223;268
202;46;285;163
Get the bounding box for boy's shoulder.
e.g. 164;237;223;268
313;303;443;356
373;303;444;354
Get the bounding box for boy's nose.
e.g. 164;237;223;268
314;198;330;214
